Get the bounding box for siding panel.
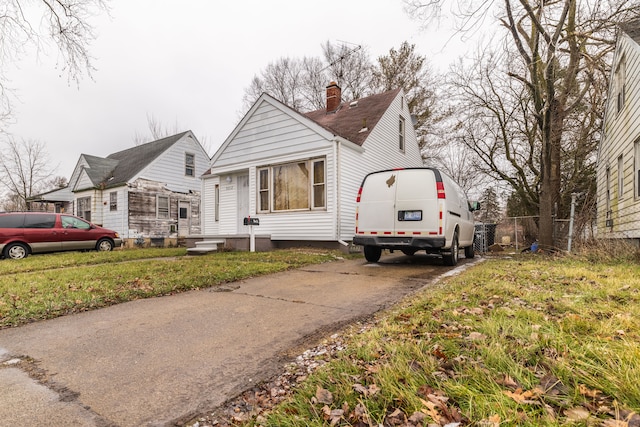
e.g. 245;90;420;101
598;33;640;239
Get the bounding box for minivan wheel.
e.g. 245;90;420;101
443;231;459;266
363;246;382;263
96;238;114;252
401;248;417;256
5;243;29;260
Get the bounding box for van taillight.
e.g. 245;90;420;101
356;187;363;202
436;182;446;199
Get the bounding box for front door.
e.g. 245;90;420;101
178;201;190;237
236;174;250;233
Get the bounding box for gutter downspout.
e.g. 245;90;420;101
335;138;349;247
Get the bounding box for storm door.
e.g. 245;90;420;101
236;174;250;232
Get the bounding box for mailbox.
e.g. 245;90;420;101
243;217;260;226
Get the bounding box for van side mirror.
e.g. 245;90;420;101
469;201;481;212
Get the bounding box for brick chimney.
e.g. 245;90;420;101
326;81;342;112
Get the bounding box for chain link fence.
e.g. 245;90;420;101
474;214;596;253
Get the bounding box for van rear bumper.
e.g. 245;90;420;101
353;235;446;250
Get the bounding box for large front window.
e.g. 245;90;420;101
258;158;326;212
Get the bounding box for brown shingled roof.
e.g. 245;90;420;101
304;88;401;146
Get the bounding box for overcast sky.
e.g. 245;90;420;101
6;0;470;177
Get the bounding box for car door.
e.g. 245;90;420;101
23;214;61;254
60;215;96;250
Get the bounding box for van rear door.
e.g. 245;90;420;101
356;171;398;235
394;169;440;236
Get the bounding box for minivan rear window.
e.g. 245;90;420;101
0;214;25;228
23;214;56;229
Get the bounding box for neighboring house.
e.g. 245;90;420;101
597;19;640;245
30;131;209;246
199;82;423;250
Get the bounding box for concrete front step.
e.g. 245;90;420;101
187;240;225;255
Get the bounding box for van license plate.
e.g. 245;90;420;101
399;210;422;221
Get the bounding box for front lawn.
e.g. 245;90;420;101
246;255;640;426
0;248;342;328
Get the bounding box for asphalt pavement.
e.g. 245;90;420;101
0;252;474;426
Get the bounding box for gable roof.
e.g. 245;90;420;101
104;131;190;187
620;19;640;44
304;88;402;146
76;131;191;189
81;154;119;187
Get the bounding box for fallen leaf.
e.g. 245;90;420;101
477;414;501;427
602;420;628;427
578;384;601;398
564;407;590;421
353;383;368;395
496;374;519;389
315;385;333;405
503;388;540;404
466;332;486;341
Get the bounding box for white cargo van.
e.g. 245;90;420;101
353;168;479;265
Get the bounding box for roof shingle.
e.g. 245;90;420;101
304;88;401;146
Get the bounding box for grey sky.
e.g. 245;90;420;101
6;0;466;177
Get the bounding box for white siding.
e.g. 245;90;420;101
598;32;640;239
102;187;128;237
214;100;333;169
135;133;209;194
201;177;219;235
74;170;95;192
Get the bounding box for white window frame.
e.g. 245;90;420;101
615;55;626;114
214;184;220;222
635;139;640;199
618;154;624;199
77;196;92;221
185;152;195;177
109;191;117;211
399;116;405;153
257;158;327;213
311;159;326;209
157;195;170;219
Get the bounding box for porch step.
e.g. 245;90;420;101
187;240;225;255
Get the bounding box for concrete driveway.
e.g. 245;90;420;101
0;253;474;426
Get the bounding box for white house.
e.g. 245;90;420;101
597;19;640;245
31;131;210;246
199;82;424;250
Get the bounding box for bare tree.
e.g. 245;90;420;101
241;41;374;115
321;42;373;101
0;0;109;129
133;114;185;145
0;138;55;211
406;0;639;248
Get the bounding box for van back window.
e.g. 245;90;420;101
23;214;56;229
0;214;25;228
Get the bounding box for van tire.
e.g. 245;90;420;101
96;238;114;252
401;248;417;256
4;243;29;260
464;243;475;259
364;246;382;263
443;231;459;266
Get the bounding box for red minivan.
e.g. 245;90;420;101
0;212;122;260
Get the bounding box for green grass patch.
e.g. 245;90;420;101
251;255;640;426
0;248;342;328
